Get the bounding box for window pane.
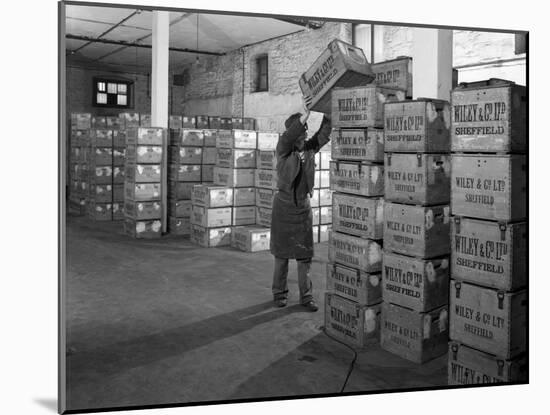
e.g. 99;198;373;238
118;83;127;94
97;82;105;92
117;95;127;106
107;83;117;94
97;93;107;104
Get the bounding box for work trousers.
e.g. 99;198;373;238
272;256;313;304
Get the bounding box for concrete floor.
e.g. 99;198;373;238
65;215;447;412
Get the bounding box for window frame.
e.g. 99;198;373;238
92;77;134;109
255;55;269;92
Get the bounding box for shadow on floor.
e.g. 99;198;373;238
34;398;57;413
67;301;310;380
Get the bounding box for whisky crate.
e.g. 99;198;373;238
328;230;382;273
232;206;257;226
256;207;272;228
126;145;163;164
384;99;451;153
113;184;124;202
202;165;214;182
384;153;451;205
87;202;113;221
169;216;191;236
256;188;275;209
256;151;277;170
113;130;127;147
320;206;332;225
125;182;161;202
113;166;125;184
451;154;526;221
182;116;196;129
325;293;381;348
126;127;165;146
319;188;333;206
319;225;331;242
190;225;232;247
113;148;125;166
208;116;221;130
332;193;383;239
382;251;449;312
124;200;162;220
170;129;204;147
112;202;124;221
233;187;256;207
191;205;232;228
191;184;233;208
242;118;256;131
202;147;217;165
169;146;202;165
213;167;255;188
217;148;257;169
169;165;201;182
255;169;278;190
90;129;113;147
89;147;113;166
448;341;527;385
329;161;384;197
219;118;233;130
89;166;113;185
91;116;107;129
299;39;375;114
202;129;218;147
381;302;449;364
192;115;207;129
139;114;151;128
371;56;413;97
126;164;162;183
168;181;197;200
70;113;91;130
257;132;279;151
452;217;526;291
330;129;384;163
124;218;162;239
326;263;382;305
169;115;183;130
106;116;122;130
89;184;113;203
70;129;90;147
231;226;270;252
231;117;244;130
331;85;406;128
119;112;140;129
216;130;257;149
384;202;450;258
451;79;526;153
168;199;192;217
450;280;527;359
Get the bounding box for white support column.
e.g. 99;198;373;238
412;28;453;100
373;25;385;64
151;11;170;233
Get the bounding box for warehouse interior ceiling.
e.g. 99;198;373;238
65;5;315;73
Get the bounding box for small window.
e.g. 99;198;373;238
93;77;133;108
255;55;269;92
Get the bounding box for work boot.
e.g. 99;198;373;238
302;300;318;312
274;298;287;307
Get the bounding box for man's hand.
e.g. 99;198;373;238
300;95;312;124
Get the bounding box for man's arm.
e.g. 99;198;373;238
303;114;332;153
276;96;312;158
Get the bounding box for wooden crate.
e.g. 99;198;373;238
233;187;256;207
196;115;209;129
232;206;257;226
70;113;91;130
256;188;275;209
124;218;162;239
257;151;278;170
168;199;192;218
328;230;382;273
256;207;272;228
232;117;244;130
243;118;256;131
139;114;151;128
331;128;384;163
126;145;163;164
213;167;255;188
216;130;257;149
89;184;113;203
202;130;218;147
219;118;233;130
208;116;222;129
70;129;90;147
169;165;201;182
113;184;124;202
87;202;113;221
88;147;113;167
451;217;527;291
191;184;233;208
125;182;161;202
448;341;527;385
216;148;257;169
124;201;162;221
299;39;375;114
201;147;217;165
450;280;527;359
191;205;232;228
167;181;197;200
126;127;165;146
169;115;183;130
169;129;204;147
231;226;271;252
255;169;278;190
329;161;384;197
113;148;125;167
451;79;527;153
331;85;406;128
113;130;126;147
332;193;383;239
126;164;161;183
382;251;449;312
384;153;451;205
384;202;451;259
384;99;451;153
113;166;125;184
112;203;124;221
451;154;526;221
88;166;113;185
169;216;191;236
257;132;279;151
90;129;113;147
119;112;140;129
326;263;382;305
190;225;232;247
182;116;196;129
91;116;107;129
168;146;202;165
325;293;381;348
371;57;413;97
381;302;449;364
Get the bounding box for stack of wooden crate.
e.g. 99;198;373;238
87;127;115;221
107;116;125;221
123;127;166;238
448;79;527;384
254;136;277;229
380;98;452;363
324;84;402;348
68;113;92;215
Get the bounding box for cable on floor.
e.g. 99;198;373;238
322;328;358;393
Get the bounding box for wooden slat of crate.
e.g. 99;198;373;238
451;154;526;221
126;127;165;146
233;187;256;207
124;218;162;238
190;225;232;247
168;146;202;165
371;57;413;97
331;128;384;163
125;163;162;183
326;263;382;305
216;148;257;169
124;201;162;221
191;205;232;228
125;182;162;202
169;164;201;182
191;184;233;208
449;280;527;359
126;145;163;164
169;129;204;147
216;130;257;149
232;206;257;226
329;161;384;197
213;167;255;188
231;226;271;252
332;193;383;239
328;230;382;273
